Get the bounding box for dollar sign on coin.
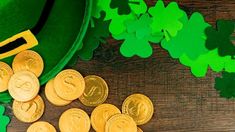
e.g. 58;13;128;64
13;95;44;123
105;114;137;132
0;62;13;92
79;75;109;107
45;79;71;106
8;71;40;102
122;94;154;125
59;108;90;132
12;50;44;77
91;104;121;132
54;69;85;101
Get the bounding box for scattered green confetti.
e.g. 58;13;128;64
78;12;111;61
0;105;10;132
92;0;147;35
215;72;235;98
129;0;147;15
148;0;185;40
179;49;229;77
110;0;131;15
162;12;210;60
179;48;235;77
113;14;163;58
205;20;235;57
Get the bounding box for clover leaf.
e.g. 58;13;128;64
110;0;131;15
113;14;163;58
179;49;230;77
215;72;235;98
205;20;235;57
161;12;210;60
148;0;185;40
0;105;10;132
92;0;147;35
179;47;235;77
78;12;111;61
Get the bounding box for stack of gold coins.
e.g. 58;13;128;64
8;50;45;123
45;74;109;107
45;69;85;106
1;50;155;132
89;94;154;132
44;71;110;131
0;50;56;131
44;68;154;132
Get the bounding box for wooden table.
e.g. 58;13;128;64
7;0;235;131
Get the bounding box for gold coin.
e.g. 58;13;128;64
79;75;108;107
59;108;90;132
54;69;85;101
27;121;56;132
12;50;44;77
45;79;71;106
0;62;13;92
122;94;154;125
91;104;121;132
8;70;40;102
137;127;143;132
105;114;137;132
13;95;44;123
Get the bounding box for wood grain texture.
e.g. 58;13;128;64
7;0;235;132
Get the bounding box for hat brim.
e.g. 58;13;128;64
2;0;92;85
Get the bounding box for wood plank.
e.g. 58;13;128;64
7;0;235;131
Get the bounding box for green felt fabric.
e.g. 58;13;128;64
0;0;92;85
0;0;46;41
215;72;235;98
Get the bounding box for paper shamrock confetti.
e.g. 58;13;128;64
110;0;146;15
110;0;131;15
78;12;111;61
0;92;12;104
215;72;235;98
0;105;10;132
92;0;147;35
205;20;235;57
161;12;210;60
179;49;233;77
148;0;185;41
113;13;163;58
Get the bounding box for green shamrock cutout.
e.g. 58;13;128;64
161;12;210;60
0;105;10;132
110;0;143;15
179;48;235;77
92;0;147;35
205;20;235;57
78;12;111;61
0;92;12;104
215;72;235;98
113;14;163;58
110;0;131;15
148;0;185;40
179;49;230;77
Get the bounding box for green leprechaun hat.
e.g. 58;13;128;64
0;0;92;85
